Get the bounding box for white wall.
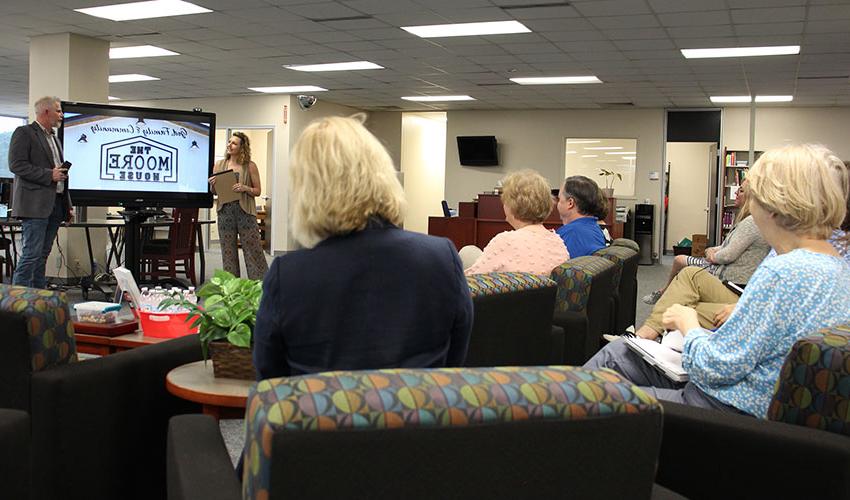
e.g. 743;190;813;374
401;113;447;234
444;109;666;252
723;106;850;159
366;111;402;170
123;95;361;252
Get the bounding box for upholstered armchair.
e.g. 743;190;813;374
549;255;617;365
0;284;202;500
464;272;563;366
0;408;29;500
657;324;850;499
169;365;679;500
594;245;639;335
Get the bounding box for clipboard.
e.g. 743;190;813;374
212;169;240;205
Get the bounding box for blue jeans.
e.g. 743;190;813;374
12;196;65;289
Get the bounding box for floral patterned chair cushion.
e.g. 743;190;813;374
0;284;77;371
465;272;555;298
242;366;660;500
549;255;616;313
768;324;850;435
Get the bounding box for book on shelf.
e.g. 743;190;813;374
624;330;688;382
724;151;736;167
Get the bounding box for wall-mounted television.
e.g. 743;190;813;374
60;101;215;208
457;135;499;166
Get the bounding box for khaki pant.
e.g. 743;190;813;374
644;266;740;334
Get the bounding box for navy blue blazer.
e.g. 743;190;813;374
253;219;473;379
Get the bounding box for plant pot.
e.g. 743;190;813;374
601;187;615;198
208;341;255;380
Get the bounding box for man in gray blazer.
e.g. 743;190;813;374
9;96;72;288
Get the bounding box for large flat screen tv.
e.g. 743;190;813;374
457;135;499;166
60;101;215;208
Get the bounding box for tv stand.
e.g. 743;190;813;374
120;208;166;281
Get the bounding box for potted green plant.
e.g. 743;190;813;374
599;168;622;198
160;269;262;379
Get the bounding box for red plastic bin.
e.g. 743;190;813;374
137;310;199;338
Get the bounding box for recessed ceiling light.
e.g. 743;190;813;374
401;20;531;38
76;0;211;21
710;96;752;103
581;155;598;158
682;46;800;59
401;95;476;102
604;151;637;155
109;74;160;83
248;86;328;93
584;146;623;150
107;96;120;101
566;150;577;154
622;157;636;160
755;95;794;102
510;76;602;85
285;61;384;72
109;45;179;59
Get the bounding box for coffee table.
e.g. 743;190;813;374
166;360;254;420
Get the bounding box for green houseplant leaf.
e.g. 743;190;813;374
158;273;263;362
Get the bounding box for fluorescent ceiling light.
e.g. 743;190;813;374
584;146;623;150
755;95;794;102
107;96;120;101
401;95;475;102
401;20;530;38
75;0;211;21
567;140;601;144
623;156;636;160
604;151;637;155
248;86;328;93
566;150;577;154
681;45;800;59
109;74;160;83
510;76;602;85
110;45;179;59
581;155;598;158
285;61;383;72
710;96;752;103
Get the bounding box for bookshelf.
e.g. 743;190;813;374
721;148;762;237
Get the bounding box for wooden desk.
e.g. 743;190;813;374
166;361;254;420
75;330;173;356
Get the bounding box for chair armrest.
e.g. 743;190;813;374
550;325;565;365
168;415;241;500
657;401;850;500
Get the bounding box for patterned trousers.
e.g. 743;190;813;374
217;201;269;280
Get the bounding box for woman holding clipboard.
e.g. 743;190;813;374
208;131;269;279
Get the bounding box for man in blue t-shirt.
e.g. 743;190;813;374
556;175;607;257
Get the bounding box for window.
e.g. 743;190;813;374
0;116;26;179
564;138;637;197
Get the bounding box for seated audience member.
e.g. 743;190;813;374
252;115;473;379
642;180;769;304
555;175;607;257
586;144;850;417
462;169;569;276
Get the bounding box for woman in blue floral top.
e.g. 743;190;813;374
586;144;850;417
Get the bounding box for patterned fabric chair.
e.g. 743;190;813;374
168;366;669;500
0;284;203;500
594;245;640;335
0;284;77;411
550;256;617;365
612;237;640;253
657;323;850;500
464;272;562;366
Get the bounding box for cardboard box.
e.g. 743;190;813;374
691;234;708;257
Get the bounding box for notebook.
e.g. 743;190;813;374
212;169;240;205
624;330;689;383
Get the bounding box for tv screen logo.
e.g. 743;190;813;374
100;136;178;183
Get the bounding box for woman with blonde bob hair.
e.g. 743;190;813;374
586;144;850;417
463;169;568;275
252;114;473;379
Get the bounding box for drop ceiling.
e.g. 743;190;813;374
0;0;849;116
